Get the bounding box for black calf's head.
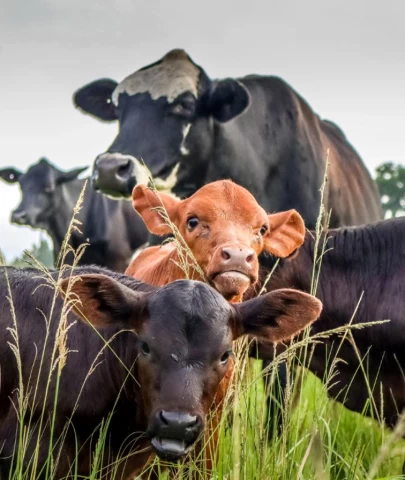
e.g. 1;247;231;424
0;158;87;229
60;275;322;460
73;49;250;198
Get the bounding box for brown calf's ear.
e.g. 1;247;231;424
59;274;148;329
232;289;322;343
265;210;306;257
132;185;180;236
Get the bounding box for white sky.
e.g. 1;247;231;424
1;0;404;261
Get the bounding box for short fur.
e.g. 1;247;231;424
257;217;405;427
0;266;320;477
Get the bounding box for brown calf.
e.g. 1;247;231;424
126;180;305;302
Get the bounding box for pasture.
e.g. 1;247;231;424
1;183;405;480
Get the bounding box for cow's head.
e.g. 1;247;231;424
132;180;306;302
0;158;87;229
73;49;250;198
60;274;321;460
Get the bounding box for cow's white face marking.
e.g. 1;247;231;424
180;124;191;156
101;152;180;195
153;163;180;195
112;49;200;106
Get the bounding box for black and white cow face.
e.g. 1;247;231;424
73;49;250;199
0;158;87;229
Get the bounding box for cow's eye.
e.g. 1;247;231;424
220;350;232;364
187;217;199;231
260;225;268;236
171;99;195;117
140;341;150;355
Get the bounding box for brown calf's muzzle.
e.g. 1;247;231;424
148;410;204;460
207;243;258;300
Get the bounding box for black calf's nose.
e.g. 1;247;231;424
160;410;198;429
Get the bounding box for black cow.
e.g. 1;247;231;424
0;266;321;478
0;158;148;271
73;48;381;229
254;216;405;429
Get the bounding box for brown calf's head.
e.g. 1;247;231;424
60;274;321;461
133;180;306;301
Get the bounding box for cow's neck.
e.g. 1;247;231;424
261;219;403;332
133;243;205;286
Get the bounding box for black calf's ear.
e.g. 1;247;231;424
208;79;250;122
0;167;22;184
232;289;322;343
73;78;118;122
59;274;148;329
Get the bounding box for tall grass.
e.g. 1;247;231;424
1;173;405;479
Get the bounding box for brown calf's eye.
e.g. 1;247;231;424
141;341;150;355
260;225;268;236
187;217;199;231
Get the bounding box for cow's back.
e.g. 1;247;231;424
320;120;382;226
207;75;381;228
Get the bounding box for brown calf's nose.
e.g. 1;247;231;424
221;247;255;265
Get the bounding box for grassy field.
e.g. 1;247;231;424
2;181;405;479
2;258;405;480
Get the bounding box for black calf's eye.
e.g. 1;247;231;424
220;351;232;364
260;225;268;236
187;217;199;231
140;342;150;355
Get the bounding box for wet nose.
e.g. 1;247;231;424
159;410;199;432
92;154;134;197
220;246;255;266
11;210;28;225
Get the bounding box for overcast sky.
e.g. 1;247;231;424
1;0;404;261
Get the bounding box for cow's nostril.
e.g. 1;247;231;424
246;253;254;264
116;160;131;179
159;410;169;425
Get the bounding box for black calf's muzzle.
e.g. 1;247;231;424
148;410;203;460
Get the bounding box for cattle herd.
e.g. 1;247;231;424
0;49;403;478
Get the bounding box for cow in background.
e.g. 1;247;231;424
73;48;382;229
0;158;148;271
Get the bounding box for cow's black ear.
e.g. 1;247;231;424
0;167;22;184
57;166;89;185
231;289;322;343
208;79;250;122
73;79;118;122
59;274;149;329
